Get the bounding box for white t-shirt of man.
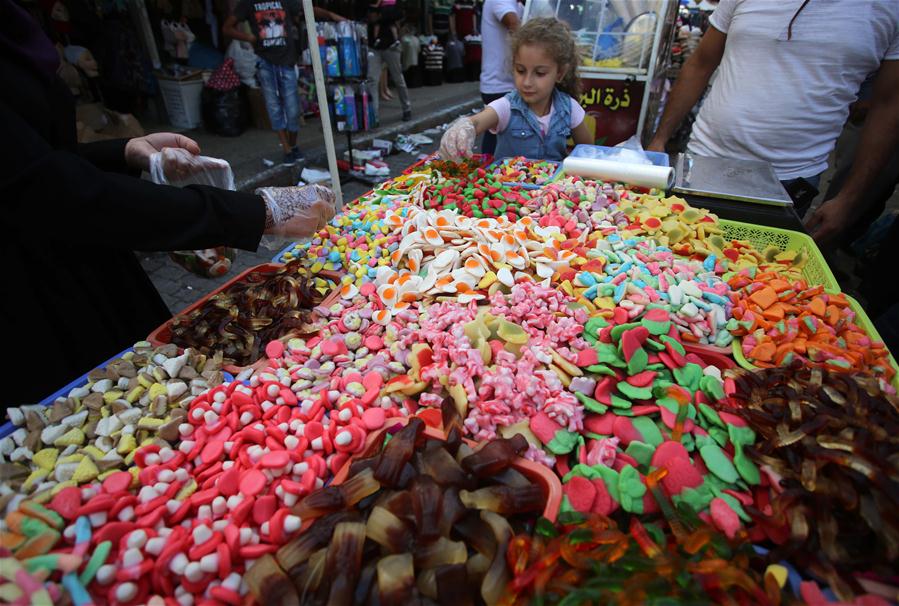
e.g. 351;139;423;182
688;0;899;180
487;95;586;135
480;0;524;94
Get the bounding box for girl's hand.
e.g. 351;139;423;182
125;133;200;172
439;118;476;161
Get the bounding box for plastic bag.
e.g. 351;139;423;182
226;40;258;87
201;87;246;137
148;148;238;277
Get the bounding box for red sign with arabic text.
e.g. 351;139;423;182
578;77;644;146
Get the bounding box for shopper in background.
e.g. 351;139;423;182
428;0;454;42
1;0;336;405
647;0;899;220
223;1;345;164
478;0;523;155
367;7;413;122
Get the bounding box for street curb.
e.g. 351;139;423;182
235;97;480;191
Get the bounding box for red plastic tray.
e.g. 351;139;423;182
331;416;562;522
147;263;340;374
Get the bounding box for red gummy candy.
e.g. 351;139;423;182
563;476;597;513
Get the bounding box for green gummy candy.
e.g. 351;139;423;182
644;337;666;352
595;465;621;503
625;440;655;467
733;445;760;485
673;363;703;392
609;393;633;409
563;463;601;482
709;427;729;448
698;403;725;429
611;322;641;342
575;391;608;414
559;494;576;514
675;483;716;513
727;424;756;447
597;342;624;366
699;443;740;484
547;430;579;455
700;375;726;401
658;334;686;356
20;516;49;538
641;317;671;337
585;364;617;377
617;465;647;513
617;382;653;401
585;317;609;338
680;431;696;452
626;347;649;375
631;416;664;447
79;540;112;585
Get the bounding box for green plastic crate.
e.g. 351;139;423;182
719;219;839;291
732;293;898;390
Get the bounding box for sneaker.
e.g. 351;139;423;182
402;109;412;121
282;146;304;165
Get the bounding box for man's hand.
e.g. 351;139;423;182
125;133;201;172
805;195;853;244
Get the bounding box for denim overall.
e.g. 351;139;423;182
494;88;572;161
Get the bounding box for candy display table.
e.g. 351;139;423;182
2;153;896;606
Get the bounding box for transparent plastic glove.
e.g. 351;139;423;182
257;184;337;249
439;117;476;162
148;147;235;189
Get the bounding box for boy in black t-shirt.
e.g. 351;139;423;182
223;2;345;163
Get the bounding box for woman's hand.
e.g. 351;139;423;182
125;133;201;172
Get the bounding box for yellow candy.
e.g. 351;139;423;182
126;386;145;403
137;417;164;430
117;434;137;455
54;428;85;447
148;383;167;401
22;469;49;491
32;449;58;470
80;446;105;461
765;564;788;588
102;390;123;404
72;458;99;483
310;261;324;273
478;271;497;289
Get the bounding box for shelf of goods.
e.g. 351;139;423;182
2;151;897;606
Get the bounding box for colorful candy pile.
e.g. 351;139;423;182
726;271;896;389
491;156;559;186
3;154;898;606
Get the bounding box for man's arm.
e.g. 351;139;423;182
806;60;899;243
500;9;519;33
222;15;255;44
646;26;726;152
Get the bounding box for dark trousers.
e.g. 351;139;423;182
480;91;508;156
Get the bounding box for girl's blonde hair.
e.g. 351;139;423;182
510;17;582;99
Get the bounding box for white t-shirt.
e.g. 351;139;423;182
480;0;523;94
688;0;899;180
488;95;586;135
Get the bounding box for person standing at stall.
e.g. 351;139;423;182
223;1;345;163
1;0;336;406
646;0;899;221
478;0;523;155
440;17;593;162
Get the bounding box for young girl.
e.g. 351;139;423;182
440;17;592;162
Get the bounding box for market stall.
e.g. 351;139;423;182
1;150;897;606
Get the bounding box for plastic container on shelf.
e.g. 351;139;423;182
486;157;562;189
330;416;562;523
731;293;899;390
718;219;839;291
568;143;670;168
146;263;340;373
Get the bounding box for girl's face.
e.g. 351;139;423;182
513;43;565;108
